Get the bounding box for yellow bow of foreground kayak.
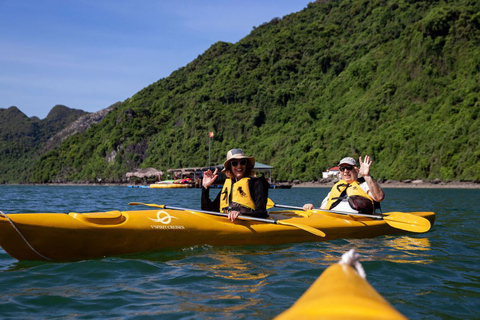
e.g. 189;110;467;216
274;249;407;320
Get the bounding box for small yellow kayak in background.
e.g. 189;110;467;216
150;183;191;188
274;250;407;320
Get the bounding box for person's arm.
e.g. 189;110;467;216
201;185;221;212
202;168;218;188
359;155;384;202
363;175;385;202
248;177;269;218
303;203;314;210
320;193;330;209
304;192;330;210
201;168;222;212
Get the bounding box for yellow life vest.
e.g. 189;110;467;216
326;180;374;211
220;178;256;213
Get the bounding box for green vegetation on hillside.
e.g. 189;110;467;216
0;106;88;183
3;0;480;183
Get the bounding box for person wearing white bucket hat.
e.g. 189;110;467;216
303;155;385;214
201;148;269;222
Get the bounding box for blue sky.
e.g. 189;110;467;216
0;1;310;119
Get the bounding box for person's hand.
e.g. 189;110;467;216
202;168;218;189
303;203;314;211
358;155;373;177
228;210;240;222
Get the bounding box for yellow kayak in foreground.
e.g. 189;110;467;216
275;249;407;320
0;207;435;261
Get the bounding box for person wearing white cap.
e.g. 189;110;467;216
303;155;385;214
201;148;269;222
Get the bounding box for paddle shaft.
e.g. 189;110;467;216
271;202;431;233
162;205;276;224
273;204;383;219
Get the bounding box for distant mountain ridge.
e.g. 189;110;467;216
0;105;87;150
2;0;480;183
0;104;116;183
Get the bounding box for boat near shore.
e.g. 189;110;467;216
149;181;192;188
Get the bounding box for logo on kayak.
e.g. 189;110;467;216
149;210;179;224
149;210;185;230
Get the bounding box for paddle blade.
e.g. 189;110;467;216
267;198;275;209
384;212;431;233
276;220;326;237
128;202;165;209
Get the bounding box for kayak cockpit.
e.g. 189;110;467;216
68;211;126;225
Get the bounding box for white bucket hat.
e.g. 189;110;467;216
222;148;255;172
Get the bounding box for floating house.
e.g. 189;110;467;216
322;166;340;179
165;162;292;188
126;168;164;184
167;162;273;184
128;162;292;188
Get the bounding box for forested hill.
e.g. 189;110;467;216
11;0;480;183
0;105;89;183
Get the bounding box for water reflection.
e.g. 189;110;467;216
172;249;269;315
384;235;431;251
201;251;268;281
303;236;433;265
380;236;432;264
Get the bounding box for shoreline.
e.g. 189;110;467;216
292;180;480;189
2;180;479;189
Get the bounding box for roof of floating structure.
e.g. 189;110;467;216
126;167;164;179
167;162;273;173
254;162;273;170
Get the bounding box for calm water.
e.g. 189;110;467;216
0;185;479;319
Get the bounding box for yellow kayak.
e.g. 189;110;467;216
0;206;435;261
275;250;407;320
150;183;191;188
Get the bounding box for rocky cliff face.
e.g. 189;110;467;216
43;102;119;151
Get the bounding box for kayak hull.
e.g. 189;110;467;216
149;183;191;188
0;209;435;261
274;262;407;320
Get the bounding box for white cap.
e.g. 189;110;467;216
338;157;357;166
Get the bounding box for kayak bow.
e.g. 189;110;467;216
274;249;407;320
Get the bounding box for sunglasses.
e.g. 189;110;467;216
231;159;247;167
339;165;354;172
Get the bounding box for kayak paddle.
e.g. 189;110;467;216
266;199;431;233
128;202;326;237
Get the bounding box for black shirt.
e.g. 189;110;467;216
201;177;269;218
